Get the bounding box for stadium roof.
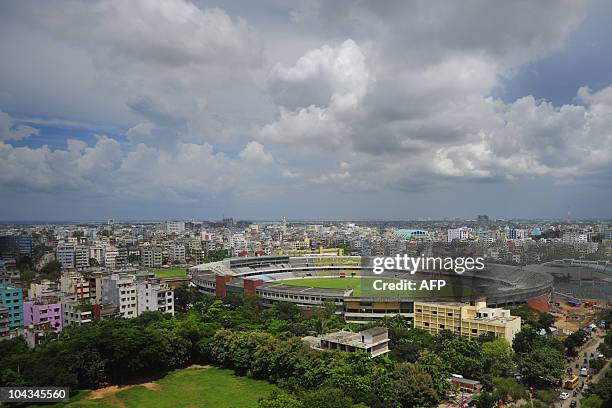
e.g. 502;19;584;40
394;229;429;239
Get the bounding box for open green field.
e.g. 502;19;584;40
152;268;187;278
41;366;278;408
279;276;470;298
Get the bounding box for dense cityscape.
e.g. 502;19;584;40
0;217;610;407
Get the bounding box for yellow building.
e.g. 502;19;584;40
413;299;521;342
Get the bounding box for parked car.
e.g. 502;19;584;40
570;400;577;408
560;392;570;400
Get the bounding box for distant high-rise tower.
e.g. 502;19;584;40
477;214;489;226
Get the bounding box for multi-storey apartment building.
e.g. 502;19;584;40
56;244;75;269
0;283;23;330
60;272;90;300
0;259;19;285
74;245;90;269
413;300;521;342
0;305;9;338
62;296;93;327
141;245;163;268
24;296;63;332
136;276;175;316
0;235;32;256
104;245;119;268
507;229;527;240
166;221;185;234
29;280;60;299
89;244;105;265
170;244;186;263
447;227;472;243
102;273;137;318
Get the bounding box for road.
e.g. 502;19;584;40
557;330;608;408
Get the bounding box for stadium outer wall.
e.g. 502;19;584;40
189;256;553;323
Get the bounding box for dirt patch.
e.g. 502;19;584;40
142;382;161;390
186;364;211;369
87;382;161;400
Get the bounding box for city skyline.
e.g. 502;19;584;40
1;1;612;220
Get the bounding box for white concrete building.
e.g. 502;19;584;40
75;245;90;269
102;273;137;319
136;276;174;316
447;227;472;243
166;221;185;234
104;245;119;268
62;296;93;327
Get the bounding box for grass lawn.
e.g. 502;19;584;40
41;366;279;408
152;268;187;278
279;276;470;298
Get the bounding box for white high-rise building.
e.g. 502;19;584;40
447;227;472;243
75;245;90;269
166;221;185;234
136;276;174;316
102;273;137;319
104;245;119;268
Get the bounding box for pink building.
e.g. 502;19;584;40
23;297;63;332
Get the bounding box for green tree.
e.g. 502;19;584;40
174;286;199;313
481;338;515;376
40;260;62;279
301;387;355;408
417;350;452;397
258;392;304;408
513;325;539;354
564;330;586;356
535;388;557;405
589;357;606;373
581;395;603;408
491;376;528;404
590;369;612;406
18;269;37;284
473;391;497;408
519;345;565;387
538;313;555;330
392;362;438;407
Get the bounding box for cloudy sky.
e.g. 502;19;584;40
1;0;611;221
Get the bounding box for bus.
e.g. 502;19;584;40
564;376;579;390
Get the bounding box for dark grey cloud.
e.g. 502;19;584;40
0;0;611;220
